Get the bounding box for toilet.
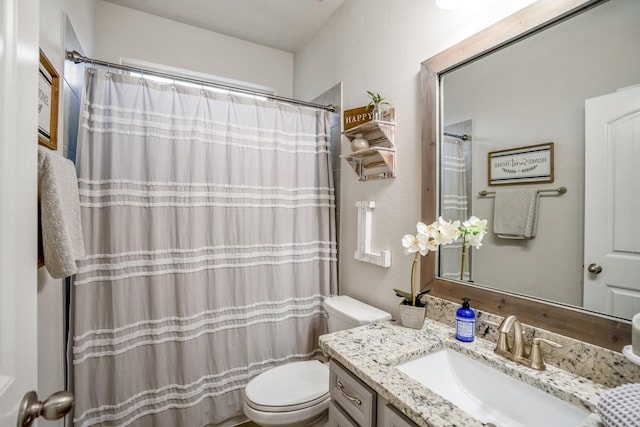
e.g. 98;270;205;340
242;295;391;427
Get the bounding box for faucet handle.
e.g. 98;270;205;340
485;320;500;329
529;337;562;371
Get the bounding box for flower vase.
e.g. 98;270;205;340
399;303;426;329
372;106;385;122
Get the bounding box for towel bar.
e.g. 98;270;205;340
478;186;567;197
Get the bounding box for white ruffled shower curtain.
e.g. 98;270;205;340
71;68;337;427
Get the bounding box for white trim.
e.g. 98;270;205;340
82;123;330;155
76;247;337;274
84;104;322;140
0;0;39;420
0;376;13;396
77;178;335;194
78;188;334;201
80;241;336;261
73;255;337;286
73;309;325;364
74;295;324;342
78;200;335;209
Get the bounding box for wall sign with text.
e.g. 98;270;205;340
343;106;373;131
488;142;554;186
38;50;59;151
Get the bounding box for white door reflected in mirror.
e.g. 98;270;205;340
583;85;640;318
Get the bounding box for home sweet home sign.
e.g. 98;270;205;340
488;142;554;186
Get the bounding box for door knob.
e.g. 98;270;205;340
587;263;603;274
17;390;74;427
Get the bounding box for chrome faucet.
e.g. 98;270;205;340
491;315;562;371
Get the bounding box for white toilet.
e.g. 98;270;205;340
242;295;391;427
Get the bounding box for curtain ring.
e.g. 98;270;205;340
139;69;145;85
105;63;112;79
171;76;176;91
200;83;206;95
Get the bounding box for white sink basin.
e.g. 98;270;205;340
396;348;590;427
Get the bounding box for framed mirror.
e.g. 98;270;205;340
421;0;637;351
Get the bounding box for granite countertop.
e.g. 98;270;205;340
319;318;607;427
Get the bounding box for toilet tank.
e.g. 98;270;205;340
323;295;391;333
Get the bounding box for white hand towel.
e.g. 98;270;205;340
493;189;539;239
38;147;85;278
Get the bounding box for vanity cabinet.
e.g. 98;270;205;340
328;360;418;427
341;108;396;181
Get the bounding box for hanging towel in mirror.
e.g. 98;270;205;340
493;189;539;239
38;147;85;278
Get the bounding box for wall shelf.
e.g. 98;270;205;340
342;108;396;181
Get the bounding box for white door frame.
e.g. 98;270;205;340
0;0;40;424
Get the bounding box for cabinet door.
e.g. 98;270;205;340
381;404;419;427
329;401;359;427
329;360;376;427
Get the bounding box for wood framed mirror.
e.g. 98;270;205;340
420;0;631;351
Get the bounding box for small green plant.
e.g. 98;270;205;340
366;91;390;110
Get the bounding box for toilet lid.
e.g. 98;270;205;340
245;360;329;412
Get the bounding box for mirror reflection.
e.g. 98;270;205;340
439;0;640;320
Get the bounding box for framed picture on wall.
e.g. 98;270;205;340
488;142;554;186
38;49;59;151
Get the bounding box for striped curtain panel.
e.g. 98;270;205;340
440;138;469;281
72;68;337;427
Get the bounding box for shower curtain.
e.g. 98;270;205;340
440;138;469;280
71;68;337;427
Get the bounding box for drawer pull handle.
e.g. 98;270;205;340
337;381;362;406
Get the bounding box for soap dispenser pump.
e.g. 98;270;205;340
455;298;475;342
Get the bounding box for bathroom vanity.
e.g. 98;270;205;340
321;315;607;427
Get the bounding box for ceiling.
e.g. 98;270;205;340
101;0;345;53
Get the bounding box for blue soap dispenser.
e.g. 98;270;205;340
455;298;475;342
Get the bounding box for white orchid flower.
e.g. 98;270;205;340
402;231;432;256
400;216;488;304
402;233;420;253
416;221;429;236
461;216;488;248
434;216;461;245
403;220;442;256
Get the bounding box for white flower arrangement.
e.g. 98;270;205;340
396;216;488;306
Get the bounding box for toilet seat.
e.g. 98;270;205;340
244;360;329;412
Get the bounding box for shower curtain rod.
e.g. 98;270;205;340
443;132;469;141
66;50;336;112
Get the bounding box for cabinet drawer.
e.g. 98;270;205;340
329;360;376;427
329;401;358;427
